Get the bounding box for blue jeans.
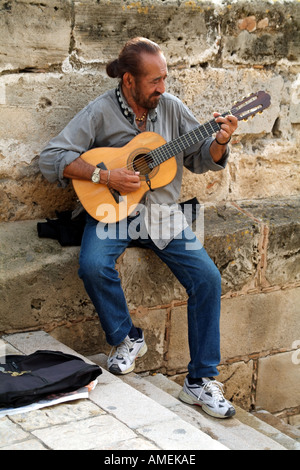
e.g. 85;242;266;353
78;214;221;378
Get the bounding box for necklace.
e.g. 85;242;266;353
115;85;157;127
136;112;147;123
115;86;134;124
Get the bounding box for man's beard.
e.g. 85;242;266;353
133;86;161;110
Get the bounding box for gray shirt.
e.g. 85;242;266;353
39;88;229;249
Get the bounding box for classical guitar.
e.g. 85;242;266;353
72;91;271;223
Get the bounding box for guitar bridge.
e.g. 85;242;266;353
97;163;123;204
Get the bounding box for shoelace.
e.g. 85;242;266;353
108;337;133;361
198;380;225;402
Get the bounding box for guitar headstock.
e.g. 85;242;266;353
230;91;271;121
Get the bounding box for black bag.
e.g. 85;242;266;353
37;210;86;246
0;350;102;408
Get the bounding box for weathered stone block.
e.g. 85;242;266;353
218;361;253;411
0;72;114;221
73;0;213;66
0;72;114;157
49;319;104;357
0;0;72;72
256;351;300;413
203;204;261;294
238;198;300;286
222;2;300;65
0;220;90;333
225;142;300;201
220;288;300;359
0;176;76;222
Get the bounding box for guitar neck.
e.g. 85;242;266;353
149;111;230;168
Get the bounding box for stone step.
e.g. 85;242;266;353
88;353;295;451
143;373;300;451
252;409;300;442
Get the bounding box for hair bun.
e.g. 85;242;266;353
106;59;120;78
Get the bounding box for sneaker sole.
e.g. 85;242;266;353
110;342;148;375
178;390;236;419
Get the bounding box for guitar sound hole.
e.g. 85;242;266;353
132;153;153;176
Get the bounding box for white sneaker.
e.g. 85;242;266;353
179;376;236;419
107;329;147;375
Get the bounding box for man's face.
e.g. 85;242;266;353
131;52;168;109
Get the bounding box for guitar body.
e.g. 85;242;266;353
72;132;178;223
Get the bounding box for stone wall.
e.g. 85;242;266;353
1;0;299;219
0;0;299;418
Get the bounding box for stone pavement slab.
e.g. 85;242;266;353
9;400;105;431
31;415;138;451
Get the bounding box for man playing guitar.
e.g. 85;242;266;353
40;37;238;419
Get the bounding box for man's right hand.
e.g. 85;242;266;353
102;168;141;192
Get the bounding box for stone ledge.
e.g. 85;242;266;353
0;198;299;356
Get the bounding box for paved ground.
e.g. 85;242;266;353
0;331;226;452
1;331;299;452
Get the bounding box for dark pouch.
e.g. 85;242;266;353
0;350;102;408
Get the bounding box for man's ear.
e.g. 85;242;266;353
123;72;134;88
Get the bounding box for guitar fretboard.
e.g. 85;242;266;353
149;112;230;168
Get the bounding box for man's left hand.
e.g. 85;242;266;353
214;112;238;144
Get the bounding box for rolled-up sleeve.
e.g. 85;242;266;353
184;137;229;174
39;106;97;187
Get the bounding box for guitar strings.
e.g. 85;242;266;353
104;110;240;176
121;118;226;174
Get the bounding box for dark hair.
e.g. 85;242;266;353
106;37;162;81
